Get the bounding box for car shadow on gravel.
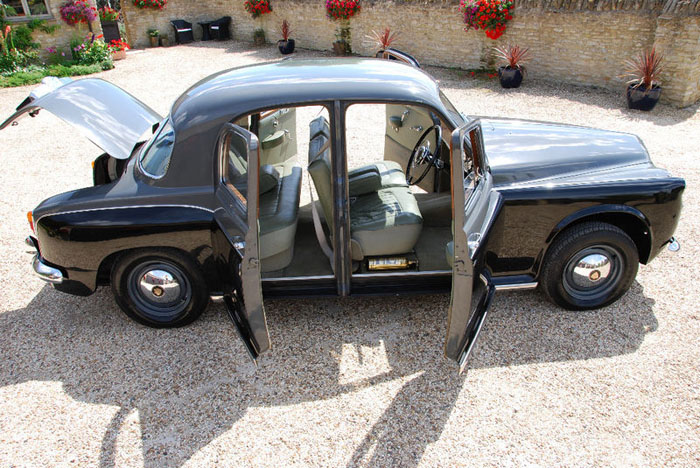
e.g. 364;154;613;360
0;281;656;467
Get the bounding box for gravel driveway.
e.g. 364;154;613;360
0;41;698;468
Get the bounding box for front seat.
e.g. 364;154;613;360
307;118;423;261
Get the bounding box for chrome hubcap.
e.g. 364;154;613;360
562;245;624;301
138;269;182;304
571;254;611;288
127;260;192;320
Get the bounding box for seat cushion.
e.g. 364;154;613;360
350;186;423;259
349;160;407;192
259;161;302;271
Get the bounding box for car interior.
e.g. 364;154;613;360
227;102;453;280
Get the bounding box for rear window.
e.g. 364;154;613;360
139;120;175;178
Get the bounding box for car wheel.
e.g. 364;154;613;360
540;222;639;310
111;249;209;328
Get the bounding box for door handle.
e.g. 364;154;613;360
411;125;423;132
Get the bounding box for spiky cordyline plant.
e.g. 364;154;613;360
280;19;292;41
494;44;531;71
624;47;664;91
366;27;399;51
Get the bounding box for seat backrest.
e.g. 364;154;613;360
308;118;333;227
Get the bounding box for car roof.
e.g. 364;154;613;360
169;58;446;132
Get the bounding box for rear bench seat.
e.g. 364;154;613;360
259;161;302;272
227;145;302;272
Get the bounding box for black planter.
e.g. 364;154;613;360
498;66;524;88
627;84;661;111
278;39;295;55
100;20;121;44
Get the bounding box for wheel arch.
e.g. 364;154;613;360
538;205;652;275
96;246;215;290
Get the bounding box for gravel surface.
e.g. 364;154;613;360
0;41;698;468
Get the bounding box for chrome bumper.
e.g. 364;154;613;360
32;254;64;284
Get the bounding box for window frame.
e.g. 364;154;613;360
138;118;175;180
1;0;53;21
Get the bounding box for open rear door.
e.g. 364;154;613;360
212;123;270;361
445;119;503;373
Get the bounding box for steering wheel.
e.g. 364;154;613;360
405;124;443;186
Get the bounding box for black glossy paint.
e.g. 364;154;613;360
22;59;684;304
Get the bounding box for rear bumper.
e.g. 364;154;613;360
31;254;64;284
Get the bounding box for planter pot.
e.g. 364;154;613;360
627;84;661;111
278;39;295;55
149;36;160;47
254;34;266;46
160;37;170;47
498;66;523;88
101;20;120;44
333;41;350;56
111;49;126;61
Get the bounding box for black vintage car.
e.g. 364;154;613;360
2;55;684;371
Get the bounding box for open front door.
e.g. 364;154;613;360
213;123;270;361
445;119;503;373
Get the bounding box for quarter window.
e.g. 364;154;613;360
1;0;50;18
222;131;249;203
140;119;175;178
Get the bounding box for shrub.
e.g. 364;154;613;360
623;48;664;91
0;62;108;87
71;33;111;65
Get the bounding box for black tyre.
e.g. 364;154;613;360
111;249;209;327
540;222;639;310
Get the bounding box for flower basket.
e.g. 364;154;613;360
460;0;513;40
59;0;97;27
244;0;272;19
326;1;360;55
132;0;167;9
112;49;126;60
108;39;129;60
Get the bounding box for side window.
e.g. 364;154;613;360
223;131;249;203
140;119;175;178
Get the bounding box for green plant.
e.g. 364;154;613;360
493;44;530;71
71;33;112;65
623;47;664;91
253;28;265;41
0;62;109;87
147;28;160;37
98;6;120;21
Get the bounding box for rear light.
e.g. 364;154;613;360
91;160;95;169
27;211;34;234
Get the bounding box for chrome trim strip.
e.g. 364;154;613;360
32;255;63;284
36;204;214;224
352;270;452;279
494;281;538;291
262;275;336;282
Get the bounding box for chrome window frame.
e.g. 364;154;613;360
138;118;174;180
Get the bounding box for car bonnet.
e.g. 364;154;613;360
0;77;162;160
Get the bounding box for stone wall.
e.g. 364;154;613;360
122;0;700;106
8;0;103;57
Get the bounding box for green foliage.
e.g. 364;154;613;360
0;62;107;87
70;34;112;65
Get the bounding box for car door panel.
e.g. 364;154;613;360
213;123;270;360
258;108;297;166
385;104;440;192
445;119;502;373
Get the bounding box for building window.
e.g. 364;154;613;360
1;0;51;18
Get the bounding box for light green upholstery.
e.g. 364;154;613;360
307;117;422;260
259;161;302;271
259;164;281;194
